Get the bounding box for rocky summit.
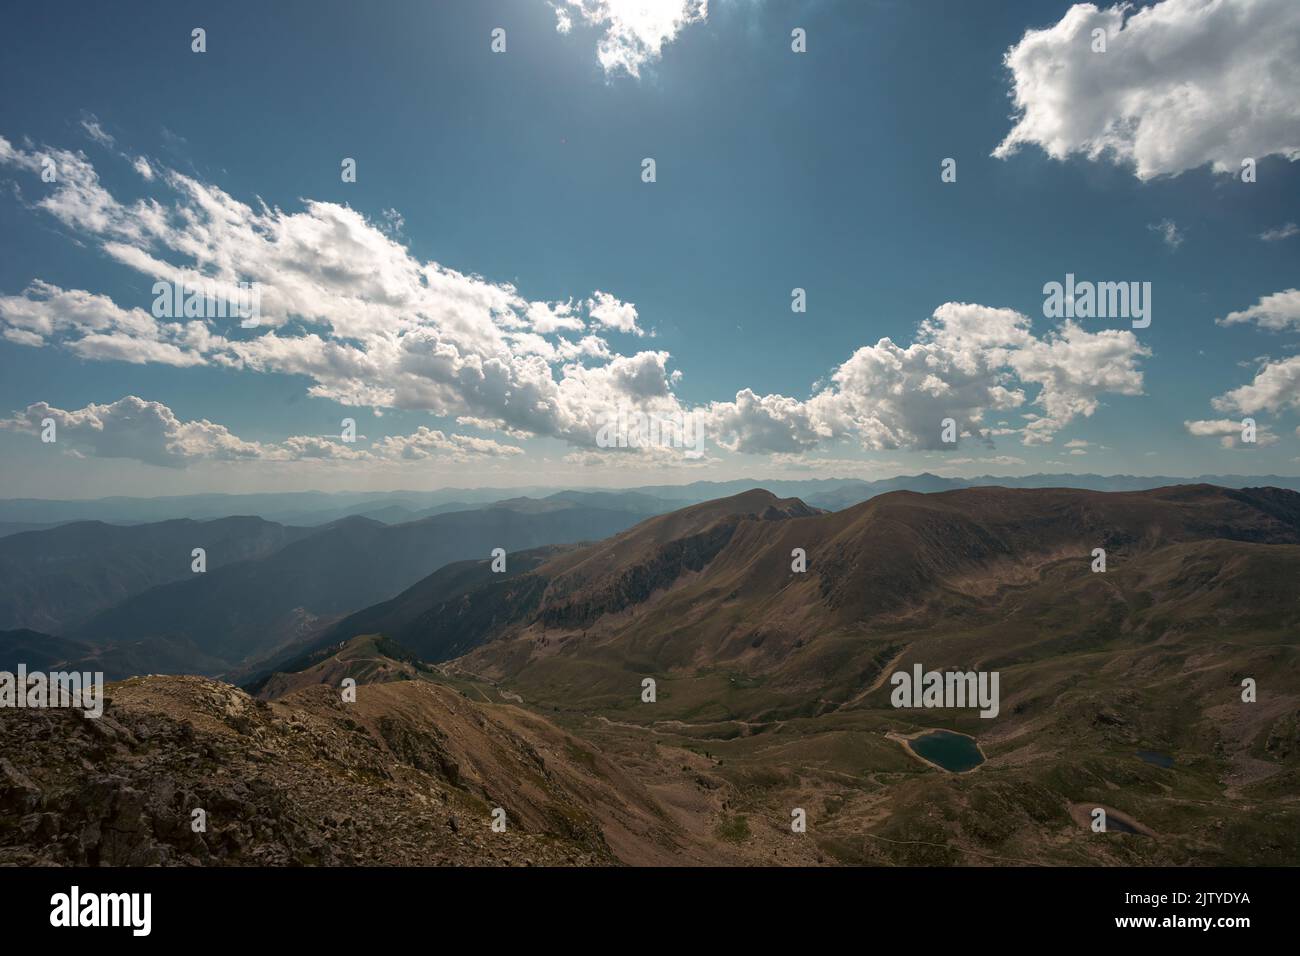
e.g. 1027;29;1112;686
0;674;622;866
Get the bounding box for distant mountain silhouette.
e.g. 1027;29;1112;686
0;516;315;633
4;474;1298;527
0;627;226;680
70;505;650;673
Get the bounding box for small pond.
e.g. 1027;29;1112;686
908;730;985;773
1136;750;1174;768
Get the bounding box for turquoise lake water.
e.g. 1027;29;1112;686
909;730;985;772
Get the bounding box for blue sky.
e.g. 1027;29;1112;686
1;0;1298;497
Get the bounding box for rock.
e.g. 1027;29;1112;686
0;759;42;814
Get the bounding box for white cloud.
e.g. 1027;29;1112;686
766;454;904;474
993;0;1300;180
1185;417;1279;447
708;389;827;455
276;435;372;461
1148;218;1184;249
0;396;268;468
0;136;165;241
1007;320;1148;444
526;298;584;334
380;207;404;237
0;130;1152;463
586;290;643;335
80;115;115;148
1259;222;1298;242
455;417;535;440
939;455;1028;467
370;426;523;462
561;444;715;468
0;396;525;467
0;280;213;366
0;135;671;448
706;302;1149;453
553;0;708;78
1216;288;1300;332
1197;288;1300;427
1210;355;1300;415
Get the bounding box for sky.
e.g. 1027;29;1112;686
1;0;1298;498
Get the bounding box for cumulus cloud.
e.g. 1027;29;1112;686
371;426;524;462
0;134;670;449
706;302;1149;453
0;129;1152;463
1210;355;1300;415
586;290;643;335
1216;288;1300;332
0;396;525;467
276;435;372;461
0;396;268;468
553;0;708;78
1193;288;1300;431
993;0;1300;180
708;389;827;455
0;280;215;365
526;299;583;334
1185;417;1278;447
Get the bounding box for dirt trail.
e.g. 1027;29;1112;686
840;646;910;710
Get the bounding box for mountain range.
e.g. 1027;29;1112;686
0;499;656;677
2;482;1298;866
6;473;1300;527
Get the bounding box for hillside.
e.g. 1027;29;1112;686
6;485;1298;867
248;634;440;699
286;490;819;665
0;665;707;866
0;516;314;633
287;484;1300;866
447;485;1300;697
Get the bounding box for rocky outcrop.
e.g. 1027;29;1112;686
0;675;617;866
